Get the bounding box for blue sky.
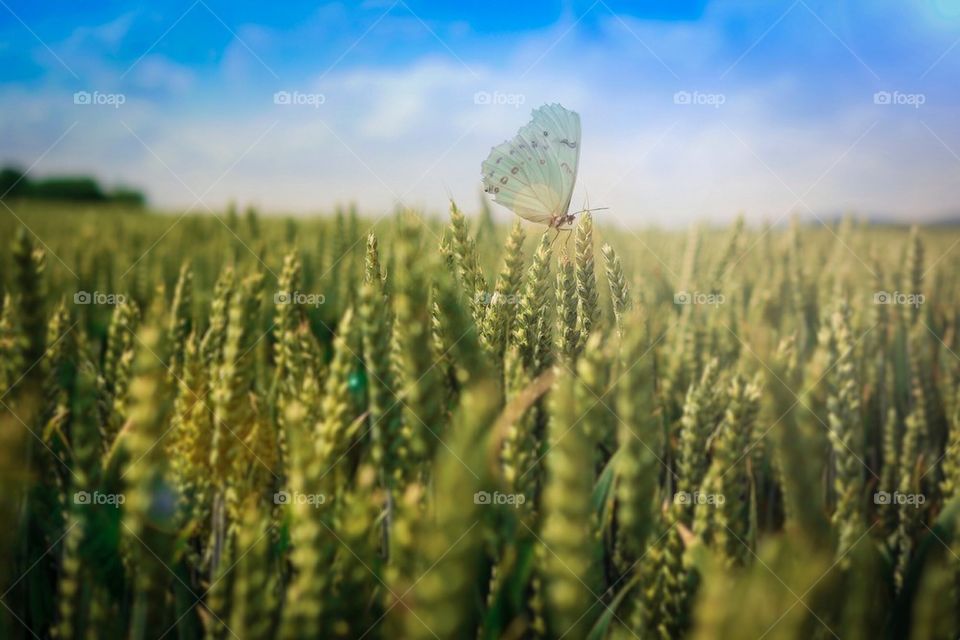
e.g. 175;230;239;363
2;0;960;225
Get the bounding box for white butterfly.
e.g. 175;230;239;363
482;103;582;228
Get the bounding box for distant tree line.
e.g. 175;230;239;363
0;167;146;207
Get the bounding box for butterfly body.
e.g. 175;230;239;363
549;212;578;229
482;103;582;226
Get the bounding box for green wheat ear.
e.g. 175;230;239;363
575;212;599;347
903;225;924;325
0;291;27;396
675;358;724;511
481;219;526;358
210;270;265;528
228;496;277;640
316;306;361;477
542;370;601;637
330;465;382;637
41;301;78;457
12;227;46;365
167;261;193;380
511;231;554;373
102;299;140;450
279;400;335;640
56;358;101;640
383;482;424;638
429;281;456;407
169;330;213;549
615;312;660;563
895;323;931;591
601;242;630;337
390;214;445;487
447;200;488;325
942;394;960;501
272;250;303;404
575;330;612;457
123;322;178;640
695;374;761;568
501;344;541;517
359;232;402;489
660;358;726;635
403;381;495;639
820;303;865;559
201;266;236;371
555;253;579;363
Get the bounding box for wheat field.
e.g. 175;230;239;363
1;201;959;639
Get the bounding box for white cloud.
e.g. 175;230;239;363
63;13;136;51
334;59;475;139
129;56;196;94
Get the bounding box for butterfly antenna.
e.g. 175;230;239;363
571;206;610;216
550;228;561;248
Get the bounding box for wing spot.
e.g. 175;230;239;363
499;176;508;185
511;167;519;175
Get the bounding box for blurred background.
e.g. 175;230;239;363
1;0;959;226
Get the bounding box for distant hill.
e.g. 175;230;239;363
811;210;960;228
0;167;146;207
924;215;960;227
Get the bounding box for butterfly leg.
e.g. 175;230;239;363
549;228;561;248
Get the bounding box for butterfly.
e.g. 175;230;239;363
481;103;585;229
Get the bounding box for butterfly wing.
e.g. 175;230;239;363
481;103;581;225
481;139;557;225
528;103;581;216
